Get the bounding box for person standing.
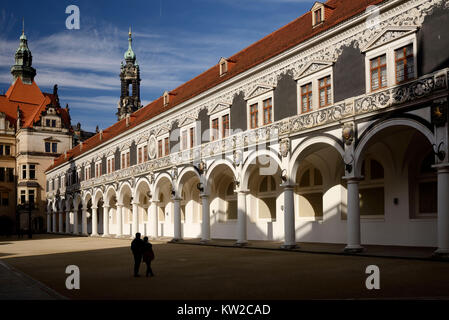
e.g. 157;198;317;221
142;236;155;277
131;232;144;277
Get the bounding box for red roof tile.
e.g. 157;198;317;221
47;0;386;172
0;77;72;130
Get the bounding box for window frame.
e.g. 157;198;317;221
209;109;231;141
296;66;333;114
157;133;170;158
179;122;197;151
364;33;417;94
246;91;274;130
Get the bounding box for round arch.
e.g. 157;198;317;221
242;149;283;190
154;172;173;199
117;182;133;204
93;189;104;207
205;159;237;195
135;177;152;203
176;166;200;193
355;118;435;176
104;185;117;206
290;135;345;179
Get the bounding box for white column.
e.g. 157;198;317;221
58;211;64;233
435;166;449;256
91;206;98;236
52;212;57;233
173;197;182;241
65;211;70;234
116;204;123;238
132;201;139;238
73;209;79;235
81;207;88;235
236;191;248;245
149;201;158;239
46;211;51;233
201;194;210;242
344;178;363;252
102;205;110;237
282;185;296;248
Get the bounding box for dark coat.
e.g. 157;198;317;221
142;242;154;263
131;238;144;256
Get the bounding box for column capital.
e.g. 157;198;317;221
433;163;449;172
131;201;140;206
173;196;182;201
103;205;110;209
91;206;98;210
117;202;124;207
236;189;250;195
343;176;364;183
200;193;210;199
280;183;297;190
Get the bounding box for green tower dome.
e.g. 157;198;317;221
124;27;136;62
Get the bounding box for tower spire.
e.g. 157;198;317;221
118;26;141;121
11;21;36;84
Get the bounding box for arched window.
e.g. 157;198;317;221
359;158;385;217
257;176;277;220
296;167;323;219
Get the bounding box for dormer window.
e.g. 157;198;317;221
311;2;328;27
163;91;169;106
219;57;229;77
314;8;322;24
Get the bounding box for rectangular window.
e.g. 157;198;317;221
45;142;51;153
28;189;35;206
29;164;35;180
20;190;26;204
0;168;4;182
301;83;313;113
138;147;143;164
190;128;195;148
51;120;56;127
121;154;125;169
315;8;322;24
319;76;332;107
222;114;230;138
370;54;387;91
263;98;272;125
7;168;14;182
126;152;130;168
211;118;219;141
5;145;10;156
46;119;50;127
52;142;57;153
158;140;163;158
250;103;258;129
0;145;2;155
1;192;8;206
395;44;414;84
164;137;170;156
144;145;148;162
22;164;27;179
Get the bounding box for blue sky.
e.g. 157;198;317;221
0;0;315;132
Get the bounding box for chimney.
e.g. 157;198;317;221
80;141;83;151
99;129;103;141
64;151;67;159
126;114;130;127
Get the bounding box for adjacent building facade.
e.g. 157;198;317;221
45;0;449;256
0;29;84;233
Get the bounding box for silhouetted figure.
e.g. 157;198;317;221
142;236;155;277
131;232;144;277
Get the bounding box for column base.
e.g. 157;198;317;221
432;249;449;260
280;244;297;250
90;233;100;237
343;245;364;253
234;241;248;247
200;239;210;244
102;234;110;238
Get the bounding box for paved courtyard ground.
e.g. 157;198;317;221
0;235;448;300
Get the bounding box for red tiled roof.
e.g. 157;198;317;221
0;77;71;130
47;0;385;172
